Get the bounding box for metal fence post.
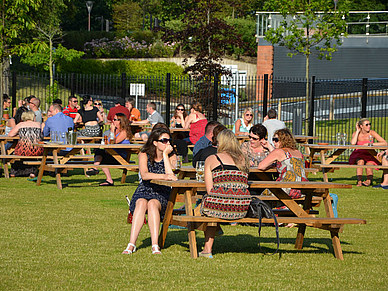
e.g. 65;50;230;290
361;78;368;118
71;73;75;96
263;74;268;118
11;72;17;109
308;76;316;140
166;73;171;126
213;73;218;121
121;73;127;99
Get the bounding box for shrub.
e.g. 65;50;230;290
63;31;115;51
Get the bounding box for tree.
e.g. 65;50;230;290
263;0;349;130
0;0;41;112
113;1;142;36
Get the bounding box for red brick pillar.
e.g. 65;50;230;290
256;45;274;101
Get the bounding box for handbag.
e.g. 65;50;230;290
246;196;280;255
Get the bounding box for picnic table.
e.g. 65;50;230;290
302;144;388;182
152;179;365;260
33;143;142;189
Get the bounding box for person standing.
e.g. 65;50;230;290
63;96;79;119
262;109;286;146
28;96;42;123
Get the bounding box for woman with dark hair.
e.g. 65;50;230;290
87;113;133;186
184;102;207;145
240;124;269;166
122;128;177;255
258;128;308;199
74;95;103;137
170;104;188;128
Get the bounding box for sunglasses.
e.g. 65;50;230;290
364;123;371;126
113;118;120;121
245;114;253;117
158;138;172;144
272;137;279;143
72;100;78;103
94;102;101;105
177;108;185;111
249;135;259;141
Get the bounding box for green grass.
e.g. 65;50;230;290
0;167;387;290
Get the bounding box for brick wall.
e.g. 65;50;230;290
256;45;274;101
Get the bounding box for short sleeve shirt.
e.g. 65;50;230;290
147;111;164;125
63;106;78;119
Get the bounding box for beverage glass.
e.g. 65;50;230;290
196;161;205;182
368;135;373;146
336;132;342;146
176;155;182;170
342;133;347;146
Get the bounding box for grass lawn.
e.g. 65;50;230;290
0;166;387;290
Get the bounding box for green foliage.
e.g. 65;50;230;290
46;80;59;104
113;1;142;37
224;17;257;57
62;31;115;51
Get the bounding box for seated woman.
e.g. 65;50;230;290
94;99;107;123
122;128;177;255
349;118;387;187
170;104;188;128
74;95;103;137
374;150;388;189
86;113;132;186
240;124;269;166
8;110;43;178
200;129;250;258
184;102;207;145
4;106;29;151
258;128;308;199
233;107;253;136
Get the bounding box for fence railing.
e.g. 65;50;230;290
4;71;388;160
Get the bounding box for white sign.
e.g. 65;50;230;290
130;83;145;96
221;67;247;88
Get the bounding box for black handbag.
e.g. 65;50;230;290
246;196;280;255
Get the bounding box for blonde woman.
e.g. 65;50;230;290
200;129;250;258
349;118;387;187
233;107;253;135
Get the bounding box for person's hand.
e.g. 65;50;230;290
18;100;23;107
177;112;184;119
263;115;269;121
110;122;116;131
260;139;271;149
164;173;178;181
163;144;174;155
377;151;384;158
356;122;361;132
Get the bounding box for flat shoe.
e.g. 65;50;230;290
382;185;388;190
199;251;213;258
99;180;114;186
86;168;99;176
373;184;383;188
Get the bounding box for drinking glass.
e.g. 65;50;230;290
341;133;347;146
196;161;205;182
368;135;373;146
336;132;342;146
172;156;182;170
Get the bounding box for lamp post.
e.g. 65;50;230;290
86;1;93;31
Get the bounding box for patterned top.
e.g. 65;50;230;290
15;126;43;156
241;141;268;163
276;149;308;198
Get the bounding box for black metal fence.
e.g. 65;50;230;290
4;71;388;159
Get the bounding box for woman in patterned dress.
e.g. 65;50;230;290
8;110;43;178
200;129;250;258
258;128;308;199
122;128;177;255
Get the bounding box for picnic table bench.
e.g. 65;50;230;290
152;179;366;260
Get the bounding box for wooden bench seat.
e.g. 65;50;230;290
172;208;320;216
320;164;388;169
47;163;139;170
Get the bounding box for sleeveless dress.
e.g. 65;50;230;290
275;149;308;199
232;118;252;134
349;140;380;165
129;155;171;219
201;155;251;219
189;115;207;144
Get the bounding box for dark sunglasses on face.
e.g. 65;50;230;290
364;123;371;126
177;108;185;111
249;135;259;140
272;137;279;143
246;113;253;117
94;102;101;105
158;138;172;144
72;100;78;103
113;118;120;121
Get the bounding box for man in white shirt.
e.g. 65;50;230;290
262;109;286;146
133;102;164;140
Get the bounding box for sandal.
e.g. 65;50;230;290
99;180;114;186
362;181;371;187
199;251;213;258
151;244;161;254
86;168;99;176
122;243;136;254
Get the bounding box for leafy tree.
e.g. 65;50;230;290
263;0;349;129
113;1;142;37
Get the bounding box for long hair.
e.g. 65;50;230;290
79;95;92;121
141;128;171;165
211;124;227;146
116;113;132;140
190;102;202;113
276;128;297;150
217;129;250;173
173;104;188;120
242;107;253;127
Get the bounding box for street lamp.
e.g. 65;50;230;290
86;1;93;31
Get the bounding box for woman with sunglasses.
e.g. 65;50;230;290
170;104;188;128
258;128;308;200
122;128;177;255
93;99;107;123
86;113;132;186
74;95;103;137
233;107;253;136
240;124;269;166
349;118;387;187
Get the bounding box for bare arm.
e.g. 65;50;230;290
8;123;21;137
96;111;103;124
204;155;216;193
234;119;245;135
258;149;284;170
350;123;360;145
183;114;194;129
371;130;387;146
73;113;82;124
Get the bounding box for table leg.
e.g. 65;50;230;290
158;188;179;248
184;189;198;258
53;150;62;189
36;148;49;186
295;194;313;249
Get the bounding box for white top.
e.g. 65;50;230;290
262;119;286;146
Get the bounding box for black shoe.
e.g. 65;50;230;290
86;168;99;176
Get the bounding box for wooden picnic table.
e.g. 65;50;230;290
33;143;142;189
152;179;365;260
302;143;388;182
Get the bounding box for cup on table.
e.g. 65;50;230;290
341;132;347;146
336;132;342;146
50;131;60;143
368;135;373;146
66;132;77;145
196;161;205;182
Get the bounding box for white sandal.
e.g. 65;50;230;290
122;243;136;254
151;244;161;254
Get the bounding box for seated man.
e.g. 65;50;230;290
43;104;74;154
63;95;78;119
192;121;221;157
132;102;164;141
107;97;130;123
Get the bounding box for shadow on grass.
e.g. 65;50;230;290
162;229;363;258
